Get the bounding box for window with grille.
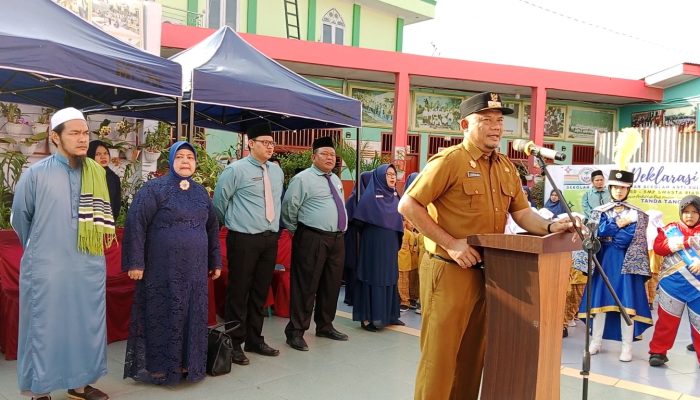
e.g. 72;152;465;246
321;8;345;44
407;134;420;155
427;135;459;157
269;128;342;150
571;144;595;164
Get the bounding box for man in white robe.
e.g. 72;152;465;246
11;108;110;400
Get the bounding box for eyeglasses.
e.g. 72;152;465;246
386;172;397;177
253;139;276;147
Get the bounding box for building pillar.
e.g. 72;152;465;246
392;71;410;180
529;86;547;175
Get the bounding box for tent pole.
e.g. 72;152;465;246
176;97;182;140
188;101;195;142
355;128;361;202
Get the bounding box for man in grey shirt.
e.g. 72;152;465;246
281;136;349;351
213;121;284;365
581;169;611;220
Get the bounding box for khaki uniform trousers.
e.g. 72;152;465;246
414;255;486;400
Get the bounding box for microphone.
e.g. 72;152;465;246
512;139;566;161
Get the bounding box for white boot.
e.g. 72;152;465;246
619;321;634;362
589;313;605;355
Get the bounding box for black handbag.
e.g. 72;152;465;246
206;321;240;376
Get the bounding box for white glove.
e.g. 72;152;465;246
626;209;638;223
689;258;700;275
668;237;685;252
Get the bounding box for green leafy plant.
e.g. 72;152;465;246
336;139;384;176
91;118;112;139
277;150;313;187
36;108;54;125
115;118;136;139
0;150;29;228
19;131;48;145
116;161;147;227
0;102;22;124
144;122;172;153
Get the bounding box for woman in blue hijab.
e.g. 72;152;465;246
343;171;372;306
544;189;567;217
352;164;404;331
122;141;222;385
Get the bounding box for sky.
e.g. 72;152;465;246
403;0;700;80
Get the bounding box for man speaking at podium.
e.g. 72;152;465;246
398;92;575;400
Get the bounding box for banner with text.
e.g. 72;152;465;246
545;163;700;225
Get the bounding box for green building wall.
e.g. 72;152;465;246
618;78;700;127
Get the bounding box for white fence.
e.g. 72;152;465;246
595;127;700;164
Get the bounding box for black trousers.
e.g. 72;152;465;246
285;224;345;338
225;230;278;346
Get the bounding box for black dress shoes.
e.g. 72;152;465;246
244;342;280;357
231;345;250;365
361;321;378;332
286;336;309;351
688;343;695;352
316;327;349;341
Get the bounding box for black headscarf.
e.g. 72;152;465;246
87;140;121;219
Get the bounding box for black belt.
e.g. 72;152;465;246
299;223;344;238
230;230;278;237
429;253;484;269
429;253;458;265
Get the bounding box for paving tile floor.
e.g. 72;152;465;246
0;290;698;400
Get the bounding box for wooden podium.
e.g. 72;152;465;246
467;232;581;400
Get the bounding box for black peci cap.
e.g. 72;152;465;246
247;121;272;139
312;136;334;151
459;92;514;118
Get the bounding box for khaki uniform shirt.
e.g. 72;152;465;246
405;139;530;260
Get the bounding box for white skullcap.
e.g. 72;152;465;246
50;107;86;130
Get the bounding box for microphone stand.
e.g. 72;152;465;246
533;155;631;400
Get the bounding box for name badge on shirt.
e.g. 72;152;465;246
375;194;384;198
251;177;262;181
467;171;481;178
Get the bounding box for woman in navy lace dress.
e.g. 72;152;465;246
122;141;221;385
352;164;404;330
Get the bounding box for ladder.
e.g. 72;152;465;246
284;0;301;39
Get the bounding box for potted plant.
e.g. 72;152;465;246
143;122;171;163
0;150;29;229
90;118;112;141
18;131;48;156
33;108;54;134
1;102;25;135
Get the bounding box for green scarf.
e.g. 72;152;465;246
78;158;116;255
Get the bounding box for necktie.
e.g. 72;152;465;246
325;174;347;231
597;191;603;205
261;164;275;223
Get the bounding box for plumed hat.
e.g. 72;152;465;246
608;128;642;188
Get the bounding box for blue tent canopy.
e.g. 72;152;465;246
89;26;361;131
0;0;181;109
